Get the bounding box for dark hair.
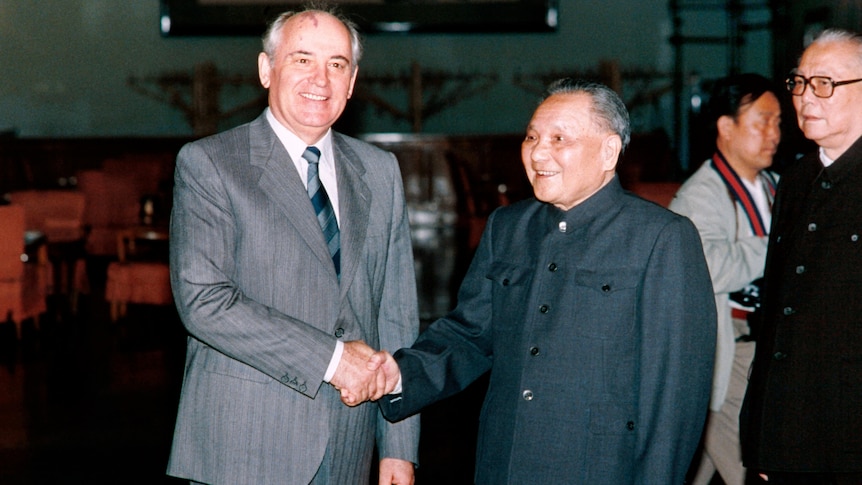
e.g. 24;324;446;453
705;73;778;138
543;78;631;154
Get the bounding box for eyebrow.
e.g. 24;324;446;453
287;50;351;64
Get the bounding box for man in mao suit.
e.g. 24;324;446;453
741;28;862;484
166;8;419;485
375;79;717;484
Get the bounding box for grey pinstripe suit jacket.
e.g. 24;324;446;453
166;113;420;485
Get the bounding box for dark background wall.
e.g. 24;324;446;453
0;0;771;139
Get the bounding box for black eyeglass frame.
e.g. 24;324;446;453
786;74;862;98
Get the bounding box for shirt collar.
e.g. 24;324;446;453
265;107;333;167
819;147;835;167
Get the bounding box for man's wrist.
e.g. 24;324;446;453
323;340;344;382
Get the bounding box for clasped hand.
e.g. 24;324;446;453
329;340;401;406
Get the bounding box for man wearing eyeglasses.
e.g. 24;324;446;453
740;28;862;485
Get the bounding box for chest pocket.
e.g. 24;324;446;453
486;261;533;330
486;261;532;287
570;268;640;339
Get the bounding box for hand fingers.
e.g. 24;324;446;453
340;387;360;407
370;366;387;401
366;351;387;371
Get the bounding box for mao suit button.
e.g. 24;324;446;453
522;390;534;401
530;346;540;356
539;305;549;314
601;284;611;292
334;328;345;338
773;351;787;361
852;234;859;242
783;307;795;316
502;278;510;286
558;221;567;233
821;180;832;189
626;421;635;431
795;265;805;274
548;263;557;272
808;223;817;232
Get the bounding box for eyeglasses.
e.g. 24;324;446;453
786;74;862;98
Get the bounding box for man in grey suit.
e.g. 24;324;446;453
373;79;717;484
166;7;419;485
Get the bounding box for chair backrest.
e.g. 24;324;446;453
102;155;172;196
627;182;682;208
0;204;26;280
6;189;86;242
76;169;141;227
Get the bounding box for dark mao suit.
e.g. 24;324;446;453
741;135;862;473
381;178;717;484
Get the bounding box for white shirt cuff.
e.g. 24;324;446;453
323;340;344;382
391;375;403;394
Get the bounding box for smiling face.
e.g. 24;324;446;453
521;92;621;211
258;11;358;144
717;91;781;181
793;39;862;159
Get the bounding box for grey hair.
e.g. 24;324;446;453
261;4;363;71
806;28;862;67
543;78;631;154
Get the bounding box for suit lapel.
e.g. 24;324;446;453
250;116;335;273
333;133;371;294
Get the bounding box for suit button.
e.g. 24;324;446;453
601;284;611;292
783;307;794;316
334;328;345;338
522;390;534;401
502;278;510;286
808;223;817;232
530;346;539;356
821;180;832;189
626;421;635;431
773;351;787;360
795;265;805;274
548;262;557;272
539;305;549;314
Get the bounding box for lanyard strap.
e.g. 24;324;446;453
710;151;776;237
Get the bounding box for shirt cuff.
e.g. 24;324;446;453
323;340;344;383
391;375;403;394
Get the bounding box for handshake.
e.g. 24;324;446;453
329;340;402;407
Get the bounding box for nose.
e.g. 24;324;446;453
310;64;328;86
768;122;781;144
532;136;554;156
799;82;819;102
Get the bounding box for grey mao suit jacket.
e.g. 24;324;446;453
381;178;716;484
166;113;420;485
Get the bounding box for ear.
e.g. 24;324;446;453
601;134;622;171
347;67;359;99
716;115;735;141
258;52;272;89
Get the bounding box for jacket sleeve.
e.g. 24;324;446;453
374;150;421;464
634;216;717;484
379;210;497;422
170;141;336;398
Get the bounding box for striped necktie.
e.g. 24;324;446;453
303;146;340;277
